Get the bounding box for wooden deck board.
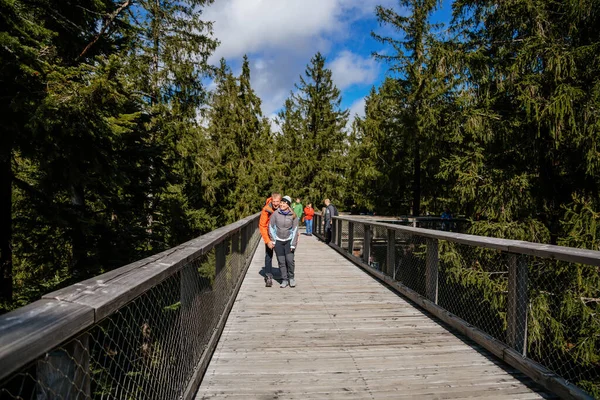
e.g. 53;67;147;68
195;233;555;399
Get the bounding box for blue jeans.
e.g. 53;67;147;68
305;219;313;235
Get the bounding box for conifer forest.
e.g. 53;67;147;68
1;0;599;395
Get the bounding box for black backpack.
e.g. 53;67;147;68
330;204;339;216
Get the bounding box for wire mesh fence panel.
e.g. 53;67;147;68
525;256;600;397
369;225;387;273
0;220;261;400
340;220;349;251
348;222;360;258
353;223;365;262
437;241;509;343
392;232;427;296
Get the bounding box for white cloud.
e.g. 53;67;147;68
329;51;379;90
202;0;395;117
268;113;280;135
204;0;382;61
345;96;367;131
349;97;367;119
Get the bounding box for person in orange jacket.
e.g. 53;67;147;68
259;192;281;287
303;202;315;236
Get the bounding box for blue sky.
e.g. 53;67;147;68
203;0;454;128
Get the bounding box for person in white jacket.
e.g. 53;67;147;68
268;196;299;288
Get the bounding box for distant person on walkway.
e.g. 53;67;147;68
303;202;315;236
259;193;281;287
323;198;338;244
292;197;303;224
269;196;299;288
441;207;452;231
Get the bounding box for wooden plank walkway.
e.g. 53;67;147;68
195;232;554;399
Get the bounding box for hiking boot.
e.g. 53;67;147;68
289;278;296;288
280;280;289;288
265;276;273;287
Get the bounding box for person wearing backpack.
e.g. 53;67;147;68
323;198;338;244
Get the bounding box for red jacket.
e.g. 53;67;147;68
259;197;276;244
303;206;315;220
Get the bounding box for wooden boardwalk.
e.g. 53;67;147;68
195;233;554;399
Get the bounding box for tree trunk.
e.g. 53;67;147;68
412;134;421;217
70;184;85;278
0;146;13;303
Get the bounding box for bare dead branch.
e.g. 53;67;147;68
78;0;131;60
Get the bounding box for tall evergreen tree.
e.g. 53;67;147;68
124;0;217;248
372;0;452;216
347;80;413;214
204;57;275;225
1;0;218;310
277;52;349;205
0;0;54;302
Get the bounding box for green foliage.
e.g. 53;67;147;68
276;52;349;208
369;0;455;216
203;57;276;225
1;0;220;312
351;0;600;392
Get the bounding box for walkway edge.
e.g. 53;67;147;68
323;239;594;400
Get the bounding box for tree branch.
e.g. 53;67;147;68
78;0;131;60
581;297;600;305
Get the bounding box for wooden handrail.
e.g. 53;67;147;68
0;212;260;382
332;215;600;266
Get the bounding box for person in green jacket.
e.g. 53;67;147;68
292;197;303;224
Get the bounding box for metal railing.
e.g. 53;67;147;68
315;213;599;400
0;213;261;400
385;216;470;233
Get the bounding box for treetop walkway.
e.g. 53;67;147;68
0;213;598;399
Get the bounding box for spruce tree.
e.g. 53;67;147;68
124;0;217;248
347;79;413;214
0;0;54;303
372;0;452;216
278;52;349;206
203;57;275;224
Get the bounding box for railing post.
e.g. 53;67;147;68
232;230;241;271
37;334;90;399
336;220;342;247
240;225;248;258
386;229;395;277
330;218;336;244
216;241;226;276
181;259;198;374
363;224;371;265
348;222;354;255
320;215;323;235
426;238;439;303
508;254;528;356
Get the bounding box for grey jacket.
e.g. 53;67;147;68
269;208;299;247
324;204;336;228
